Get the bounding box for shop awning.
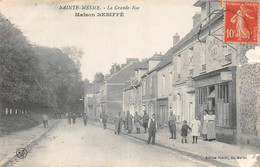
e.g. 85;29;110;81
207;90;215;99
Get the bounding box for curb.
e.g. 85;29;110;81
89;121;235;167
2;120;60;167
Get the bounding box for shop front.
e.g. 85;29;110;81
194;67;237;144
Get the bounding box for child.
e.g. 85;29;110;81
181;120;191;143
191;115;201;144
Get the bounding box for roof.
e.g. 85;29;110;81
106;61;138;83
193;0;207;7
170;9;224;56
153;49;173;71
149;53;163;61
133;62;148;70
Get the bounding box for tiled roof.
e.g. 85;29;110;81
106;62;138;83
134;62;148;70
149;53;163;61
153;49;173;71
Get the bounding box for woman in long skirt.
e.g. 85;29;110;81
207;110;216;141
202;110;208;140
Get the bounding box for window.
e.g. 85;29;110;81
189;47;194;74
149;77;153;94
142;79;146;96
162;75;166;94
198;87;207;105
216;83;230;127
169;71;173;92
201;41;206;71
177;54;181;77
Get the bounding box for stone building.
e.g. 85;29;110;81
123;62;147;115
141;53;162;120
99;59;139;122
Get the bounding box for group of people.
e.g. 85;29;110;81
99;108;216;145
66;112;88;126
170;108;216;144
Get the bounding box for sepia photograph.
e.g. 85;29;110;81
0;0;260;166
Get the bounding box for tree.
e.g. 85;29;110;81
62;46;84;70
93;73;104;83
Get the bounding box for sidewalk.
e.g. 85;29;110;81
90;121;260;167
0;119;59;167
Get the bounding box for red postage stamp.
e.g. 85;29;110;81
224;0;259;44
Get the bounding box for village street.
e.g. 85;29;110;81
10;119;211;167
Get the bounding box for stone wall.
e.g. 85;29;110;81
239;62;260;146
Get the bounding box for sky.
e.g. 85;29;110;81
0;0;201;81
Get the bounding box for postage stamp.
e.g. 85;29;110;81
224;0;259;44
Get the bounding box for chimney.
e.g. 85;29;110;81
173;33;180;46
193;12;201;27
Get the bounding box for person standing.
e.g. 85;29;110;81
43;114;49;128
122;112;127;130
181;120;191;144
207;110;216;141
68;112;72;125
168;110;176;139
126;111;133;133
72;112;77;125
191;115;201;144
202;110;209;141
147;114;157;145
142;111;149;133
134;112;142;134
83;113;88;126
114;112;122;135
100;111;108;129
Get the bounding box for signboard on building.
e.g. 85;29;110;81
221;71;233;81
224;0;259;44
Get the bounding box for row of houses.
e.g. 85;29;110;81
85;0;260;146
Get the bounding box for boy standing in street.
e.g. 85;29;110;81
181;120;191;144
147;114;157;145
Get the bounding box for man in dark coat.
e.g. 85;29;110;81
83;113;88;126
72;112;77;125
142;111;149;133
126;111;133;133
100;111;108;129
168;110;176;139
68;112;72;125
147;114;157;145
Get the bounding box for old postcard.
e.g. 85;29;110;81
0;0;260;166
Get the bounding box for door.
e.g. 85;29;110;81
159;105;168;128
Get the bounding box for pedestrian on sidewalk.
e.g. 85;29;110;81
147;114;157;145
181;120;191;144
68;112;72;125
126;111;133;133
202;110;208;141
42;114;49;128
114;112;122;135
168;109;176;139
207;110;216;141
100;111;108;129
83;113;88;126
72;112;77;125
122;111;127;130
134;112;142;134
142;110;149;133
191;115;201;144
